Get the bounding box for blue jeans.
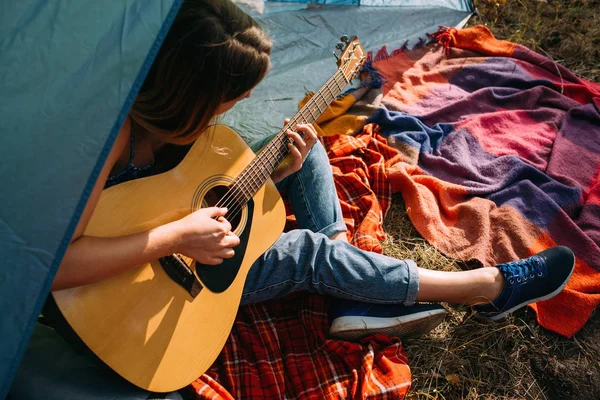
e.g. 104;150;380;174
243;140;419;306
10;140;418;399
270;140;347;238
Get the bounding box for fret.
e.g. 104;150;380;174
325;81;336;100
306;108;317;124
229;38;364;206
317;91;328;110
264;145;278;172
240;186;250;204
283;135;291;154
306;105;318;121
312;96;324;114
256;165;269;187
335;72;345;89
275;130;288;156
334;76;343;91
239;168;254;192
248;169;263;194
282;134;291;156
289;119;299;131
262;149;276;171
274;135;288;159
312;98;323;113
338;70;348;85
267;144;279;169
298;109;309;125
234;179;251;202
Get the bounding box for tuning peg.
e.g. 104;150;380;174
340;35;349;43
335;42;344;51
333;51;339;61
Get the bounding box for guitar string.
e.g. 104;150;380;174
230;69;353;215
211;46;365;221
216;66;358;222
237;69;348;192
213;68;352;221
233;72;346;206
242;69;346;184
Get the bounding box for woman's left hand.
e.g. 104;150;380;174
271;119;318;184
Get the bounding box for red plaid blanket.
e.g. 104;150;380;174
324;124;404;253
190;294;411;399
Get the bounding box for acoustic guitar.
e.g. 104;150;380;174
53;36;366;392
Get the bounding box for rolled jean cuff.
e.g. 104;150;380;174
403;259;419;306
317;220;348;238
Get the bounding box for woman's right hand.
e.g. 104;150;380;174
170;207;240;265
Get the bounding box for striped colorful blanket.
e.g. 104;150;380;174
370;25;600;338
189;26;600;399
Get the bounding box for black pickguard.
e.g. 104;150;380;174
195;200;254;293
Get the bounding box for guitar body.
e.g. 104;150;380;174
52;125;286;392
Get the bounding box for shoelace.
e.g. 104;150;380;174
499;256;546;287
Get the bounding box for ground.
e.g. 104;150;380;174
384;198;600;400
383;1;599;398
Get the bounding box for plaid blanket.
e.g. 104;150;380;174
189;25;600;398
190;294;411;399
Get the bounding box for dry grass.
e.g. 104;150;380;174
378;2;600;398
467;0;600;83
382;196;600;399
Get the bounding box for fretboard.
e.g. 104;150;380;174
230;68;350;204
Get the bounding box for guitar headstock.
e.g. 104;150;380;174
335;35;366;83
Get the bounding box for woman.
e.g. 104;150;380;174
11;0;575;398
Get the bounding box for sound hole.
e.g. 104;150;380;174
201;185;243;231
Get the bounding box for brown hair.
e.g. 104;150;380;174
130;0;272;144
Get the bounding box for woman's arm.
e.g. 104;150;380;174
52;122;240;291
52;222;181;291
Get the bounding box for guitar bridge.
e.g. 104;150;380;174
159;254;203;298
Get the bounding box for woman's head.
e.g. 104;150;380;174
130;0;272;144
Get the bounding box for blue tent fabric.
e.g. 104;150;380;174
0;0;471;396
227;0;474;143
237;0;472;14
0;1;182;396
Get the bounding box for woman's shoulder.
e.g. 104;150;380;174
114;118;133;155
98;120;132;186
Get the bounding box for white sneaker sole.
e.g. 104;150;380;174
329;308;448;341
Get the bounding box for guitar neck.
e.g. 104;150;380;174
231;68;351;202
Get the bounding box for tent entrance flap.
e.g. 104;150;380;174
0;1;182;397
227;0;474;143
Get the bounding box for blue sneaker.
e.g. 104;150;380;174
474;246;575;321
328;300;447;341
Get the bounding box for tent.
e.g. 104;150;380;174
227;0;474;143
0;0;473;396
